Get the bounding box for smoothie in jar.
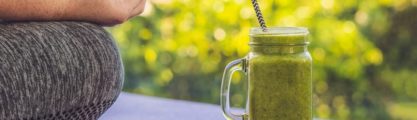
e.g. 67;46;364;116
220;27;312;120
247;29;312;120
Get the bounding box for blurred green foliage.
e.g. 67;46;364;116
109;0;417;119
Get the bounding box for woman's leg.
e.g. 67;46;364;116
0;22;124;120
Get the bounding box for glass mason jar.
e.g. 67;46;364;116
221;27;312;120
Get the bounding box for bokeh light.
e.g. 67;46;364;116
109;0;417;119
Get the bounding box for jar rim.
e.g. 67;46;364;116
250;27;309;36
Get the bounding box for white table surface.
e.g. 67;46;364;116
100;92;230;120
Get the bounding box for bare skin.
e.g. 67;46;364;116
0;0;146;26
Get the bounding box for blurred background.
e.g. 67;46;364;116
108;0;417;119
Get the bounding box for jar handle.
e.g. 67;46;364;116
221;58;248;120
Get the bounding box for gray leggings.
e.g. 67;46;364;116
0;22;124;120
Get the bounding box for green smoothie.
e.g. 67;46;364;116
247;32;312;120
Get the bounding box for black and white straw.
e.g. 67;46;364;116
251;0;268;32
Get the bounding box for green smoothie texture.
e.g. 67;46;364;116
247;33;312;120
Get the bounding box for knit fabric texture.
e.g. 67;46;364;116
0;22;124;120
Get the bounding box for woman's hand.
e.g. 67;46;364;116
0;0;146;26
65;0;146;25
